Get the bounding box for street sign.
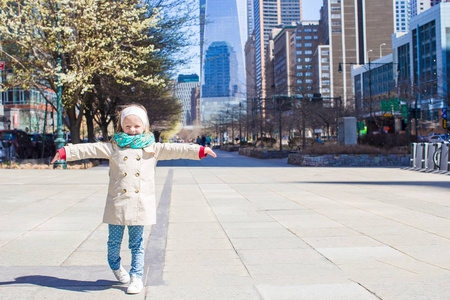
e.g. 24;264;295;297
443;113;448;119
401;105;408;117
0;61;4;71
443;107;447;113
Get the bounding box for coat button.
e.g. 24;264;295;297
136;156;141;161
124;156;128;161
135;189;139;193
123;172;127;177
135;173;140;177
122;189;127;193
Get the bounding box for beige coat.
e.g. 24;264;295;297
64;142;201;225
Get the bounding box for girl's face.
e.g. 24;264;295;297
122;115;145;135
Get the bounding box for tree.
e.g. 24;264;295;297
82;0;197;141
0;0;162;143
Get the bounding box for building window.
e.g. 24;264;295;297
296;65;303;70
296;58;302;63
296;43;302;48
321;50;329;55
305;72;313;77
321;58;329;63
296;36;302;40
304;36;312;40
331;14;341;19
296;51;303;55
322;73;330;78
305;50;312;55
296;72;303;77
305;58;312;62
305;43;312;47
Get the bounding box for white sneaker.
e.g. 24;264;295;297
112;265;130;284
127;274;144;294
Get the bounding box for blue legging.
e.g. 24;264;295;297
107;224;145;278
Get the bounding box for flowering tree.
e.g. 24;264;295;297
0;0;163;142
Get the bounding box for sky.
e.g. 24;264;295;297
176;0;323;77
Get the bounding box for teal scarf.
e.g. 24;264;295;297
113;132;155;149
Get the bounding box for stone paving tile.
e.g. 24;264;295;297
146;286;261;300
2;152;450;299
256;283;379;300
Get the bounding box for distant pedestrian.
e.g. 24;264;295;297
51;104;216;294
201;135;206;146
206;136;211;147
196;136;202;145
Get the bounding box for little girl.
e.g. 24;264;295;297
51;104;216;294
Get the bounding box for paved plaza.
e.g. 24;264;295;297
0;150;449;299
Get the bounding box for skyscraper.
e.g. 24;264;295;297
410;0;447;16
253;0;302;98
395;0;411;33
200;0;248;122
174;74;200;126
320;0;394;106
202;42;238;98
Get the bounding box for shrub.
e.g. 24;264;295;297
300;143;409;155
359;133;416;148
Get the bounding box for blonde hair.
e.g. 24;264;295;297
115;104;150;134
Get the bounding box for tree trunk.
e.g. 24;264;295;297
85;107;95;142
84;99;96;143
153;130;161;142
302;110;306;150
67;105;83;144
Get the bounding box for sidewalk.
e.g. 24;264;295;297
0;150;450;299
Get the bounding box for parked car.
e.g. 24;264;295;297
28;133;56;158
428;134;449;144
0;130;34;160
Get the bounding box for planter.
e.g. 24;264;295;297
220;144;240;152
239;148;290;159
287;153;411;167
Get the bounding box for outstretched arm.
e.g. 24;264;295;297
155;143;217;161
203;147;217;158
51;143;113;163
50;151;61;163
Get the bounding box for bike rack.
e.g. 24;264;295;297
412;142;450;172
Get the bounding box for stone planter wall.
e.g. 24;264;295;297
239;148;290;159
220;145;240;152
287;153;411;167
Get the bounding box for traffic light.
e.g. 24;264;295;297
311;93;322;104
408;108;421;119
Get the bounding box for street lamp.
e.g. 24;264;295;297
53;3;66;169
366;49;373;64
238;102;242;143
379;43;386;58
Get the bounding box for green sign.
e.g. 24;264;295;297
381;98;401;113
401;104;408;117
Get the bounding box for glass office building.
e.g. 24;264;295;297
200;0;247;122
